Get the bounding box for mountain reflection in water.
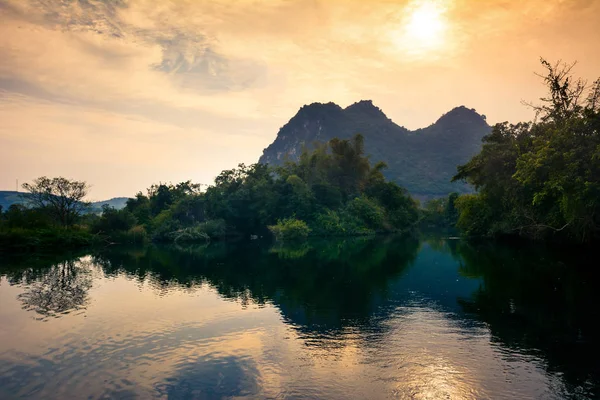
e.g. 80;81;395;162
0;236;599;399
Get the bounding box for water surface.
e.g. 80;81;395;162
0;237;599;399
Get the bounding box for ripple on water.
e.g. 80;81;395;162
1;239;599;400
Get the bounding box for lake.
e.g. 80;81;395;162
0;236;599;399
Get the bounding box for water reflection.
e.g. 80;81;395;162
155;355;260;399
92;236;421;332
0;237;599;399
1;254;93;320
453;241;600;398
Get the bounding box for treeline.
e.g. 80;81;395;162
121;134;420;241
0;135;421;249
3;58;597;248
449;59;600;243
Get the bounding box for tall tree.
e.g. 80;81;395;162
453;59;600;242
22;176;90;227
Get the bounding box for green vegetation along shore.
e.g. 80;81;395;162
1;59;598;250
0;133;421;251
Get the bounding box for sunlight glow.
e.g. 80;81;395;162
406;1;446;44
391;0;449;57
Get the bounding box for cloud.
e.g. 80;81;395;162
0;0;599;197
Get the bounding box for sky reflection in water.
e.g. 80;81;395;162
0;237;599;399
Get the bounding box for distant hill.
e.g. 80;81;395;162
0;191;27;211
0;191;129;212
259;101;491;198
88;197;130;213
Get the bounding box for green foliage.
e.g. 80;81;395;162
268;218;311;241
90;205;137;234
22;176;90;227
204;163;277;235
453;59;600;242
3;135;419;246
366;181;419;228
151;216;182;242
170;195;206;226
345;196;385;230
197;135;419;237
198;219;227;238
421;192;460;228
0;227;95;252
454;194;494;237
125;193;151;225
1;204;54;229
167;227;211;244
313;210;346;236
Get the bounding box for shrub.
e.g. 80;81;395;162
2;204;54;229
345;196;385;230
167;227;210;244
197;219;227;238
152;220;226;243
313;209;346;236
0;227;94;251
151;219;183;242
454;194;494;237
109;225;149;244
90;205;137;233
268;218;310;241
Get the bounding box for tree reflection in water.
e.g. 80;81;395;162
2;236;600;398
2;256;92;320
450;240;600;399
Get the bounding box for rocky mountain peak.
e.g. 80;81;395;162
259;101;491;197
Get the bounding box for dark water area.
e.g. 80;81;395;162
0;236;599;399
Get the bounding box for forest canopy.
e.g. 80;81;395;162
111;134;421;242
452;59;600;243
1;134;420;249
2;58;598;248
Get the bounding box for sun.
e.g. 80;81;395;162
400;0;448;52
407;2;445;41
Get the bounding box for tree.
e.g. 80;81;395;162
90;205;137;233
453;59;600;242
22;176;90;227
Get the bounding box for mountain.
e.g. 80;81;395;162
0;191;25;211
259;101;491;198
0;191;129;212
88;197;130;212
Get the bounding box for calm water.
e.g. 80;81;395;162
0;237;599;399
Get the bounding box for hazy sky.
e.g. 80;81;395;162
1;0;599;199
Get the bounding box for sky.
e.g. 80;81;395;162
0;0;599;200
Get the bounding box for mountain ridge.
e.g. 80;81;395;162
259;101;490;197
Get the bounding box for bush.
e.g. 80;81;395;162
345;196;385;230
313;209;346;236
107;225;149;245
167;227;210;244
268;218;311;241
455;194;494;237
90;205;137;233
152;219;183;242
152;219;226;243
2;204;54;229
0;227;94;251
197;219;227;238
